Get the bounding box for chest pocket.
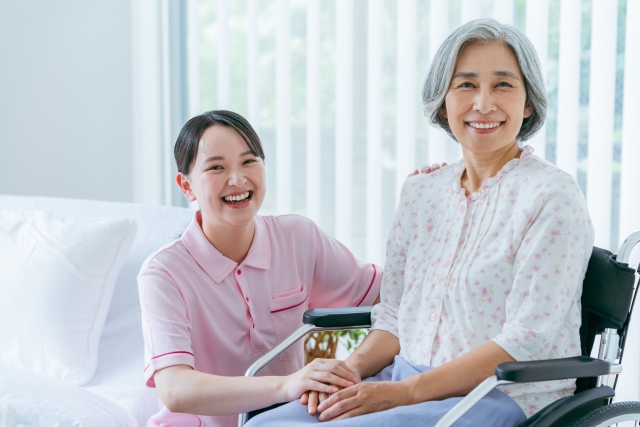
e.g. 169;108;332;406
269;284;308;361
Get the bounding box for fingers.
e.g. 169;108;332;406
307;371;355;390
319;392;329;404
307;390;319;415
307;359;360;385
317;387;358;422
300;391;309;405
419;162;446;174
407;169;419;177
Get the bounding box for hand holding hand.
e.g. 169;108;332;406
300;361;361;415
315;381;408;422
407;162;448;177
282;358;359;403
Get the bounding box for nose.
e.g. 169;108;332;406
227;168;246;187
473;87;497;115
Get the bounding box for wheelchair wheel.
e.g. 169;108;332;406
571;401;640;426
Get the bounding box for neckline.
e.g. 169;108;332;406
448;145;534;201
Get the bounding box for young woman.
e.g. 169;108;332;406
138;110;428;427
248;18;595;427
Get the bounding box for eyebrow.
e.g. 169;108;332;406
452;70;520;80
203;150;254;163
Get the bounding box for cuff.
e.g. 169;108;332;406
357;264;382;307
492;335;535;363
144;350;195;387
370;304;399;338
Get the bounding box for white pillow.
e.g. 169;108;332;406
0;210;137;385
0;364;137;427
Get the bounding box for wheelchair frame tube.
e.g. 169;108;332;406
616;230;640;265
433;375;512;427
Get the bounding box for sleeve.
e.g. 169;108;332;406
493;173;595;361
370;180;414;338
138;258;194;387
307;220;382;310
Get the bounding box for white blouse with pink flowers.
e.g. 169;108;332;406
371;145;595;417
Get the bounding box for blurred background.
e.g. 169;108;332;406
0;0;639;403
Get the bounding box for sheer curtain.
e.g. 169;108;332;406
173;0;639;399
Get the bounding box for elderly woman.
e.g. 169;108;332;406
247;18;594;427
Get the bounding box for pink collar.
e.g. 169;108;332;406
181;212;271;284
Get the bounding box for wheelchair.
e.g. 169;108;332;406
240;230;640;427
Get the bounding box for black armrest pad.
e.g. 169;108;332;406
303;307;372;328
496;356;611;382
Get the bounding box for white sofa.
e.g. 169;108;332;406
0;194;195;426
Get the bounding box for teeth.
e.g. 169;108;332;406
224;191;250;202
468;122;501;129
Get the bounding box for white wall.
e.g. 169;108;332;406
0;0;133;203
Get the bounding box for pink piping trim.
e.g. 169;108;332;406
195;415;202;427
356;264;377;307
144;350;194;372
271;298;306;313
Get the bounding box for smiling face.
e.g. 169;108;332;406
177;124;266;229
441;41;532;155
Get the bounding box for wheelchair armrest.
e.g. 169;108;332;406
303;307;373;328
496;356;612;383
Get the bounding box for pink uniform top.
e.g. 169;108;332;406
138;212;381;427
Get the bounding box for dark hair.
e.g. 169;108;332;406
174;110;265;175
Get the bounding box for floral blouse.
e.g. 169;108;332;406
371;145;595;417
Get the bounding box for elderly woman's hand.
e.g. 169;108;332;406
315;381;409;421
407;162;447;177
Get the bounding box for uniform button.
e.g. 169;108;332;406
252;323;255;329
444;260;450;267
460;206;466;214
430;313;437;322
245;297;249;302
237;269;242;275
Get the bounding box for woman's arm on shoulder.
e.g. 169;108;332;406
306;219;382;308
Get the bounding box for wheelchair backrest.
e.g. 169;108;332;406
576;246;638;393
579;247;637;357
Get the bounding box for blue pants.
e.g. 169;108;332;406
246;356;526;427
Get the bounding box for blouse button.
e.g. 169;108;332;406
430;313;437;322
245;297;249;302
237;269;242;275
460;205;466;214
444;260;450;268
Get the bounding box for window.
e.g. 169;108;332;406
189;0;638;264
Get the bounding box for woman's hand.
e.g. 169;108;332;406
282;358;360;402
315;381;409;421
300;361;362;415
300;362;362;415
407;162;447;177
300;390;329;415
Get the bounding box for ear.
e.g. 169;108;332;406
523;101;533;118
176;173;196;202
439;102;448;119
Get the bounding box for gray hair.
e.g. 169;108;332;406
422;19;547;142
